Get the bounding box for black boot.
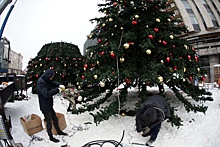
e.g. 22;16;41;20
57;130;68;136
49;135;59;143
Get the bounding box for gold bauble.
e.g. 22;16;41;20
94;75;98;79
146;49;151;54
109;18;113;22
158;76;163;83
123;43;129;49
135;15;139;19
156;18;160;22
120;57;125;62
169;35;174;39
99;81;105;87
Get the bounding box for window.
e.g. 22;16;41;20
181;0;201;31
202;0;219;27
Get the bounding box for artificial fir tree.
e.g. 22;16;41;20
26;42;84;94
76;0;213;127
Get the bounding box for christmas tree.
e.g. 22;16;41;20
76;0;213;127
26;42;84;94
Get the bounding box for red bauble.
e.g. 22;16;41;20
55;58;58;61
188;55;191;60
62;74;65;78
125;78;131;84
110;52;115;58
162;40;167;45
98;39;102;43
100;51;105;55
82;75;85;79
166;57;170;62
154;28;159;32
112;71;114;75
30;75;32;79
132;20;137;25
148;34;154;39
189;76;193;81
46;57;49;61
84;64;88;68
36;74;39;78
195;56;198;62
113;2;117;6
174;66;177;70
128;42;134;45
201;76;205;81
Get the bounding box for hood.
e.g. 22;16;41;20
42;69;55;83
142;107;157;123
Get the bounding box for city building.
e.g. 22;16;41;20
0;37;23;75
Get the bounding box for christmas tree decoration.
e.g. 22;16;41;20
166;57;170;62
123;43;130;49
78;0;212;127
154;28;159;33
146;49;151;54
94;75;98;79
148;34;154;39
169;35;174;39
99;81;105;87
134;15;139;19
132;20;138;25
26;42;83;93
109;18;113;22
120;57;125;62
156;18;160;22
158;76;163;83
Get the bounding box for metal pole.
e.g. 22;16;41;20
0;0;18;39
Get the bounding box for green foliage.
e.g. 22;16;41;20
26;42;84;93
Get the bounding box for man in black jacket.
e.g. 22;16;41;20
37;69;67;143
136;95;171;146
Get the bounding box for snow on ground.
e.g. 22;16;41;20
3;86;220;147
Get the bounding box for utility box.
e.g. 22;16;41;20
13;75;26;91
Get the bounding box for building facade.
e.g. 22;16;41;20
168;0;220;83
0;37;23;75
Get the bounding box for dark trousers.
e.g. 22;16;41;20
43;109;60;136
148;122;161;140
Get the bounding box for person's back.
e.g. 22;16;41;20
135;95;171;146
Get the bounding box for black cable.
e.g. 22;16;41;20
82;130;125;147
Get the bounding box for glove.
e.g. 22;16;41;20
58;85;65;93
143;126;150;134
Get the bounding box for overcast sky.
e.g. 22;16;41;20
0;0;103;70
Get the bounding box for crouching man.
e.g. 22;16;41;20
136;95;171;146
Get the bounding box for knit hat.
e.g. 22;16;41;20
142;107;157;122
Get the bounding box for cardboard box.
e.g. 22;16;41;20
44;112;67;135
20;114;43;136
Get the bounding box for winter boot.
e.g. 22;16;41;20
57;130;68;136
49;135;59;143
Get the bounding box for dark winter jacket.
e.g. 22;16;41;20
136;95;171;132
37;69;60;113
